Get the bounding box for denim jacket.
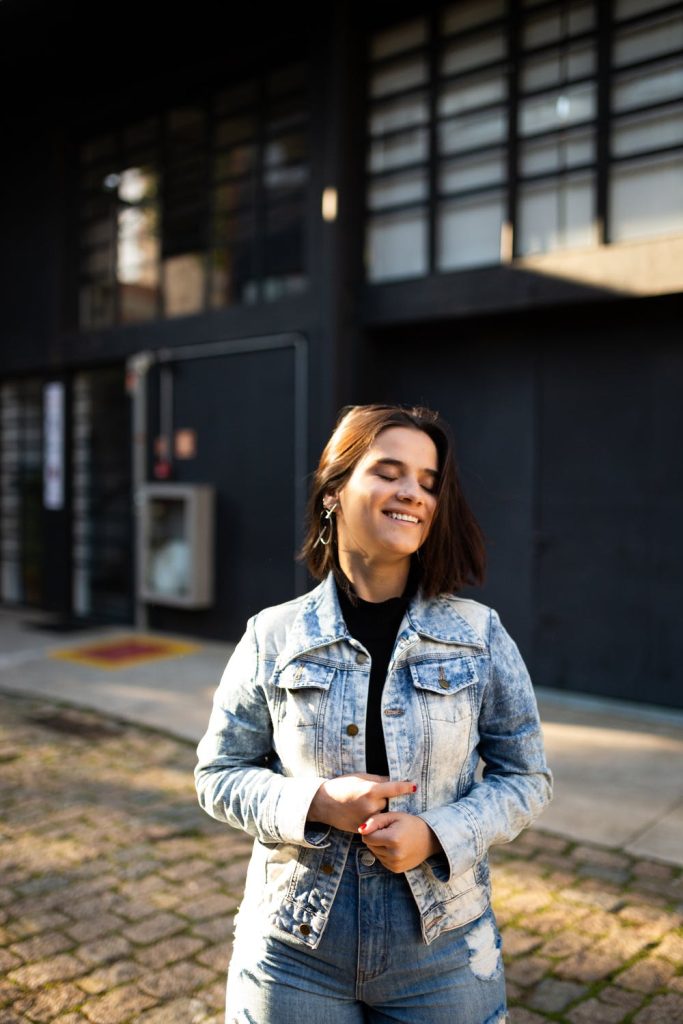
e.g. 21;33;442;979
195;572;552;948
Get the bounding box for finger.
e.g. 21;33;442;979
373;779;417;800
358;812;399;836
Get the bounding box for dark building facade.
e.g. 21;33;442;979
1;0;682;708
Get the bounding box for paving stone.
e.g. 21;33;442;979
134;934;206;969
502;928;544;958
136;997;216;1024
8;953;84;988
571;846;632;869
505;955;552;988
76;934;132;967
195;943;230;973
161;858;212;882
508;1007;554;1023
123;912;186;945
0;950;21;972
197;979;227;1008
81;984;158;1024
654;930;683;962
566;996;636;1023
528;978;587;1013
9;928;73;962
77;959;143;995
632;861;676;880
10;983;83;1021
616;955;677;993
177;893;235;922
539;931;592;958
554;945;626;983
191;916;236;942
632;993;683;1023
599;985;647;1011
5;910;71;939
66;913;124;944
138;961;216;999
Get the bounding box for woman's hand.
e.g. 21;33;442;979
308;774;416;834
358;811;442;872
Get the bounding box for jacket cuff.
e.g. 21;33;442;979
274;776;331;848
419;804;482;884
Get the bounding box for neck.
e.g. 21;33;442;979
337;551;410;603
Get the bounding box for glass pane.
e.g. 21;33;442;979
614;14;683;68
263;133;307;167
214;146;256;179
612;106;683;157
369;127;429;172
215;115;256;148
522;43;595;92
366;209;428;281
119;276;159;322
610;154;683;241
368;170;428;210
370;57;428;98
441;31;505;76
520;131;594;174
118;166;158;203
262;274;307;303
210;245;257;307
520;82;596;135
615;0;680;21
79;283;115;330
437;193;504;270
369;93;429;135
440;150;506;192
439;71;506;116
265;198;305;276
523;3;594;49
264;163;308;192
117;207;159;282
613;61;683;113
518;175;597;254
163;253;205;317
215;179;253;214
371;19;427;59
439;108;507;153
442;0;505;35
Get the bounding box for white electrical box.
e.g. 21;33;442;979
138;483;215;607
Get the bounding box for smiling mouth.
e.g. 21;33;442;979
384;511;420;524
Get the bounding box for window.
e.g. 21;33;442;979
78;65;309;330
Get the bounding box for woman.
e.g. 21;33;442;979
195;404;552;1024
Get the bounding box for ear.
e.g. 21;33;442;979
322;491;338;511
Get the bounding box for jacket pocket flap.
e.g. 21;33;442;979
274;662;336;691
410;657;478;695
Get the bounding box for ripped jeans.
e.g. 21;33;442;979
226;837;507;1024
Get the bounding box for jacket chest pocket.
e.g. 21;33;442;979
409;657;479;723
273;661;335;729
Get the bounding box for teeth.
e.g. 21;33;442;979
386;512;419;523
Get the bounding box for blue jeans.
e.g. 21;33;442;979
226;838;507;1023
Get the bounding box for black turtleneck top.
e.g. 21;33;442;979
335;570;417;776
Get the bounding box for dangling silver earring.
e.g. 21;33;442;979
315;502;338;547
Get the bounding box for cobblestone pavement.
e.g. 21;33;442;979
1;693;682;1024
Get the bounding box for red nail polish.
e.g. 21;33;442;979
358;822;367;831
412;784;417;792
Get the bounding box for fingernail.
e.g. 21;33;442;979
412;784;418;792
358;822;367;831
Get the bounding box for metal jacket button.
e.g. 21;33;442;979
346;723;359;736
299;923;311;936
360;851;376;866
321;862;334;875
355;652;368;664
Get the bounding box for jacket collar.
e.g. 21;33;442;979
276;573;484;669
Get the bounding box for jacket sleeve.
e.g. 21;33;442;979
419;608;553;882
194;617;330;848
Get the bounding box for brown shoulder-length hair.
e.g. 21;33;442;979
299;404;486;597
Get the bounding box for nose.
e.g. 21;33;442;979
396;477;422;503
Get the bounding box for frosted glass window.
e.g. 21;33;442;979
440;151;506;192
371;19;427;60
518;175;597;254
520;131;594;174
615;0;679;21
369;94;429;135
522;44;595;92
523;4;594;50
442;0;505;35
439;108;508;153
368;170;428;210
441;32;505;75
610;155;683;241
520;82;596;135
437;193;505;270
614;14;683;68
370;57;428;99
439;72;507;116
163;254;205;317
368;128;429;172
612;106;683;157
613;61;683;114
366;209;428;281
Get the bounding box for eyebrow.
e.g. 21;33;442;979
372;457;439;480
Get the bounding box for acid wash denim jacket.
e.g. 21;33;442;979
195;572;552;949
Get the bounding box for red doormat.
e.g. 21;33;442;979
51;636;199;669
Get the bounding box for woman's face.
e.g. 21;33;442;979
328;426;439;567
